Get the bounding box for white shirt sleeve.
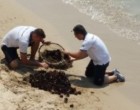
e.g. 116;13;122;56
80;40;92;51
19;41;28;53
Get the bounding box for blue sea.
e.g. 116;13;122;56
62;0;140;45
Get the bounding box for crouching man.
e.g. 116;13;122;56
1;26;50;69
65;25;125;86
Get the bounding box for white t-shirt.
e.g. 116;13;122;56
2;26;36;53
80;33;111;65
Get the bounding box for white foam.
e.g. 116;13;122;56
62;0;140;45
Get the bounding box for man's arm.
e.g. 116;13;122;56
67;50;88;61
30;42;40;60
20;52;40;66
20;52;48;68
30;40;51;60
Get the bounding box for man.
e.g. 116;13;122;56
65;25;125;86
1;26;50;69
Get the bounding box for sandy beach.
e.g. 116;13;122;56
0;0;140;110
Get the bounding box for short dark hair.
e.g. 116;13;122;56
33;28;46;38
73;25;87;36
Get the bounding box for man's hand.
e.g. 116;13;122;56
63;51;76;62
20;52;49;68
39;62;49;69
20;52;28;64
64;50;88;60
63;50;69;55
70;57;76;62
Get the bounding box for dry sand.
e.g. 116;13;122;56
0;0;140;110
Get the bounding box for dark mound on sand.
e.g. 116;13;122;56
29;70;81;96
41;49;72;70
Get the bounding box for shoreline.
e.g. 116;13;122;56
0;0;139;109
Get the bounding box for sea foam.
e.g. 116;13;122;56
62;0;140;45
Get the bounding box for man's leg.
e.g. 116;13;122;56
105;69;125;83
1;45;19;69
106;71;114;76
104;74;117;84
93;63;117;86
93;64;106;86
85;60;95;78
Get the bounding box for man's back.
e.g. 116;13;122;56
2;26;36;48
80;33;111;65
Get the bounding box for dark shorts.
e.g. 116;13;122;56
1;45;19;63
85;60;109;86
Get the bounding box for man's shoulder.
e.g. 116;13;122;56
84;33;96;43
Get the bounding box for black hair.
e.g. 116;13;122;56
73;24;87;36
33;28;46;38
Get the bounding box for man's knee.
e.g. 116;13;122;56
1;45;7;51
9;59;20;69
85;62;94;78
85;70;93;78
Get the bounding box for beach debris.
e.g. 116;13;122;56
91;91;95;94
29;70;81;96
40;49;72;70
59;94;63;98
77;91;81;95
64;98;68;103
70;104;74;108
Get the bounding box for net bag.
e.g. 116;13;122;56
38;42;72;70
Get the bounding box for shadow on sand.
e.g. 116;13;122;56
67;74;109;89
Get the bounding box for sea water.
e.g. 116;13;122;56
62;0;140;45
